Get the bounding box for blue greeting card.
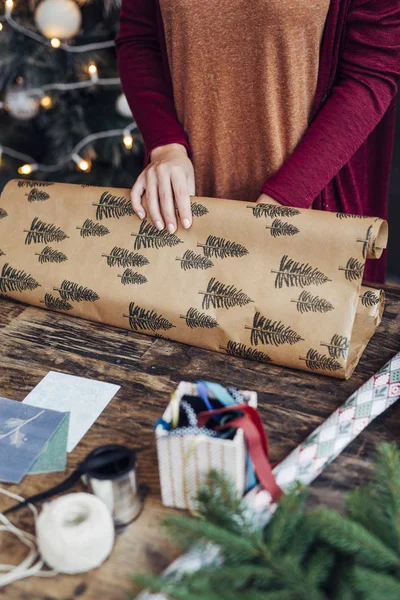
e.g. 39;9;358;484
0;397;69;484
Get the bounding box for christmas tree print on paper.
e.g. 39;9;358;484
24;217;68;245
132;220;183;251
102;247;149;269
200;277;254;311
176;250;214;271
35;246;67;264
25;188;50;202
190;202;209;217
53;280;99;302
219;341;271;363
0;263;40;293
0;250;5;257
360;290;380;307
0;208;8;219
41;293;73;312
265;219;300;238
197;235;249;260
93;192;133;220
117;269;147;285
77;219;110;238
153;333;172;341
245;312;303;347
357;225;373;259
300;349;342;372
291;291;334;314
247;204;300;219
17;181;54;188
321;334;349;360
124;302;175;332
336;212;370;219
339;258;364;282
180;308;218;329
272;255;331;288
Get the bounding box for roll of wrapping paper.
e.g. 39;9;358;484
0;180;389;378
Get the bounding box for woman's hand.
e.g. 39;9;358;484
256;193;281;205
131;143;195;233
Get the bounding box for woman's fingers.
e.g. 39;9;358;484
157;164;178;233
130;172;146;219
145;168;164;230
171;167;192;230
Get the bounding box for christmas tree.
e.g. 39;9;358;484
0;0;143;189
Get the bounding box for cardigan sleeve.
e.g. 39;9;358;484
115;0;192;164
261;0;400;208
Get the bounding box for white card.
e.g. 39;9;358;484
23;371;120;452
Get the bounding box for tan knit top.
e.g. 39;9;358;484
159;0;330;202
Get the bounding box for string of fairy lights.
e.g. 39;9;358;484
0;0;137;175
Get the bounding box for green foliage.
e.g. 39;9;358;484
133;443;400;599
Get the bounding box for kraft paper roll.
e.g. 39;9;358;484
0;180;388;379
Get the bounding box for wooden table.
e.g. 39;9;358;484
1;285;399;600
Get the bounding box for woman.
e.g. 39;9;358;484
116;0;400;283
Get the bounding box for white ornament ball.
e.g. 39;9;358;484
5;87;40;120
116;93;132;118
35;0;82;40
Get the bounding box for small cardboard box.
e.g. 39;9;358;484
155;381;257;510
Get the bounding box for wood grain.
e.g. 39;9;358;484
0;286;399;599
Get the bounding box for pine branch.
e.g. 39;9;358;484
35;246;68;264
41;293;72;312
356;225;373;259
320;334;349;359
292;291;334;314
339;258;364;282
336;213;370;219
265;219;300;238
77;218;110;238
220;341;271;363
176;250;214;271
118;269;147;285
93;191;133;220
0;263;40;293
360;290;380;307
181;307;218;329
24;217;69;245
247;204;301;219
299;349;342;372
25;188;50;202
53;280;99;302
0;208;8;219
197;235;249;259
132;220;183;250
352;566;400;600
17;181;54;188
246;312;303;347
191;202;209;217
124;302;175;332
200;277;254;310
272;255;331;288
101;246;149;268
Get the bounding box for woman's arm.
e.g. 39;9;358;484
115;0;192;163
261;0;400;209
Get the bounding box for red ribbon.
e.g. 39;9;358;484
197;404;283;502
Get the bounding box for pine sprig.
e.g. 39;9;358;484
0;208;8;219
35;246;68;264
272;255;331;288
17;181;54;188
118;269;147;285
246;312;303;347
24;217;69;245
25;188;50;202
93;191;133;220
247;204;301;219
320;334;349;359
101;246;149;268
292;291;334;314
200;277;253;310
41;293;72;312
124;302;175;332
197;235;249;259
220;341;271;363
191;202;209;217
339;258;364;282
53;280;99;302
177;250;214;271
265;219;300;238
300;349;342;372
132;220;183;250
0;263;40;293
360;290;380;308
181;307;218;329
336;213;370;219
77;218;110;238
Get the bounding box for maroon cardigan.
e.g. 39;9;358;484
116;0;400;282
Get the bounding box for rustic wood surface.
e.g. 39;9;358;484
0;285;399;600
